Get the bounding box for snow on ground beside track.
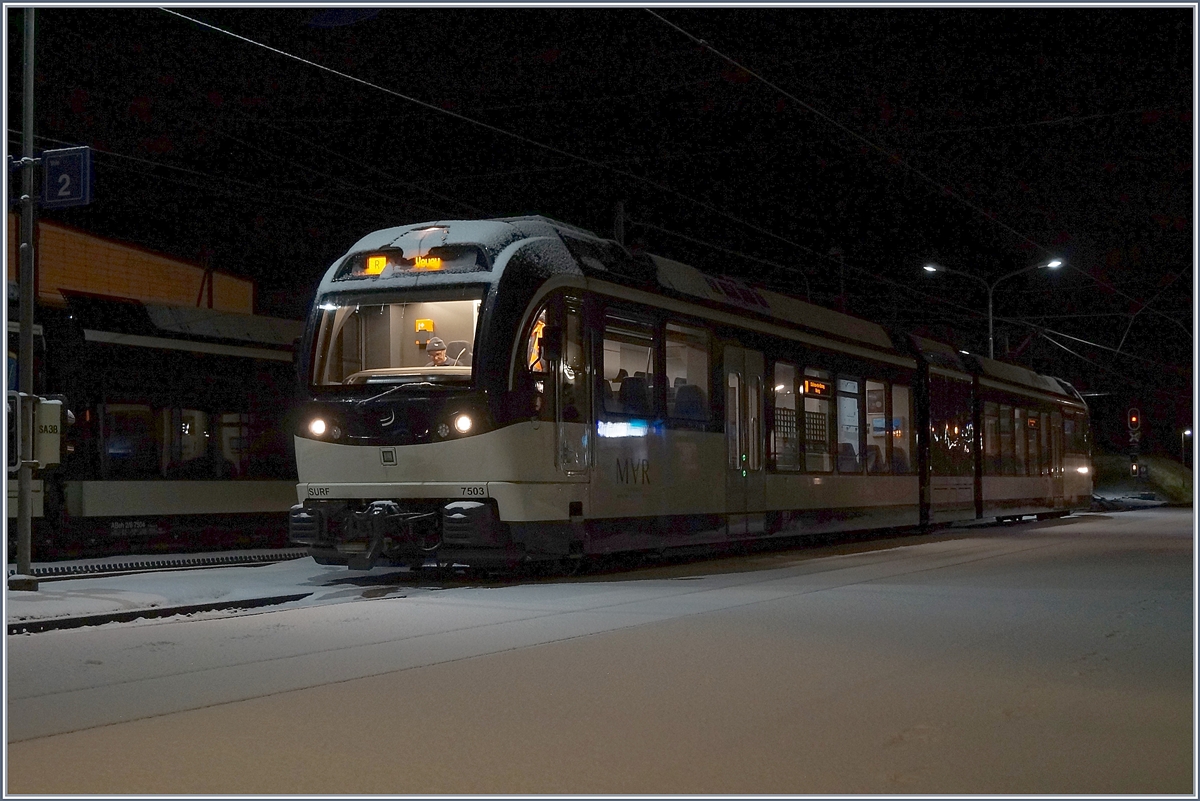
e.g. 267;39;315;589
3;501;1184;626
4;555;394;624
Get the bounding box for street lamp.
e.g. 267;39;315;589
1182;429;1192;467
923;259;1062;359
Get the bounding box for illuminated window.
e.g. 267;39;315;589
310;291;481;386
891;384;912;473
527;307;548;373
665;322;710;426
803;367;833;473
602;314;657;417
771;362;799;471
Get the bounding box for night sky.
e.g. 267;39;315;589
6;6;1194;452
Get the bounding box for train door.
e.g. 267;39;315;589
724;345;765;536
927;369;975;523
556;295;590;476
1050;408;1064;506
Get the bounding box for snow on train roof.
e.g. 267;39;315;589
910;334;1078;399
344;219;536;256
334;217;897;351
973;353;1077;398
651;254;896;351
62;291;303;348
145;304;304;348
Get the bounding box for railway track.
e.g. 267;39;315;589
6;549;309;581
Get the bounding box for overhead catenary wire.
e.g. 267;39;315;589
631;218;811;300
1039;332;1192;402
635;216;1187;381
152;10;899;290
7;130;433;223
138;8;1189;383
3;31;491;223
645;9;1192;342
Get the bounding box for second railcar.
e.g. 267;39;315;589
11;292;304;558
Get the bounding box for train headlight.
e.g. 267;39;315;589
454;414;473;434
309;418;327;437
1077;466;1090;474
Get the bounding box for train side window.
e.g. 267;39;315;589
515;301;555;419
864;379;889;474
103;403;159;480
665;322;710;427
558;297;588;426
747;375;763;471
1013;407;1028;476
999;404;1015;475
929;374;973;477
726;372;741;469
1032;412;1041;474
601;313;657;418
160;408;236;479
526;306;550;374
1064;411;1088;455
802;368;833;473
836;376;862;474
891;383;913;474
1051;409;1064;476
1036;412;1046;474
771;362;799;471
983;402;1000;476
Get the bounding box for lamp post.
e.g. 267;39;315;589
1182;429;1191;467
923;259;1062;359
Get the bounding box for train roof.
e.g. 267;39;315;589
325;216;897;353
61;291;304;353
909;334;1083;404
322;217;1085;400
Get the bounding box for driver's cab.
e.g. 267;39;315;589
310;292;480;387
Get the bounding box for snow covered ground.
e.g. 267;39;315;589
5;508;1193;794
4;552;418;627
1;497;1177;628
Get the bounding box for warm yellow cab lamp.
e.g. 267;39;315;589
415;318;434;347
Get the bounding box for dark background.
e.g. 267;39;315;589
6;6;1193;457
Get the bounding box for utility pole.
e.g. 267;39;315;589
12;8;38;590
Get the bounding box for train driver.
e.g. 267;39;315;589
425;337;449;366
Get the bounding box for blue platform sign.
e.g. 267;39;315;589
41;146;92;208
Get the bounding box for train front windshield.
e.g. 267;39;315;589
310;293;482;387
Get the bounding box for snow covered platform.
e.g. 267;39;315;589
5;552;360;632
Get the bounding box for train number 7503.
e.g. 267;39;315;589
460;485;487;497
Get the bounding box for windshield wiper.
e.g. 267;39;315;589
355;382;435;407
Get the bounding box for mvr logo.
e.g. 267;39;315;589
615;458;651;485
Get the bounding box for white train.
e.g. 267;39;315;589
289;217;1092;570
